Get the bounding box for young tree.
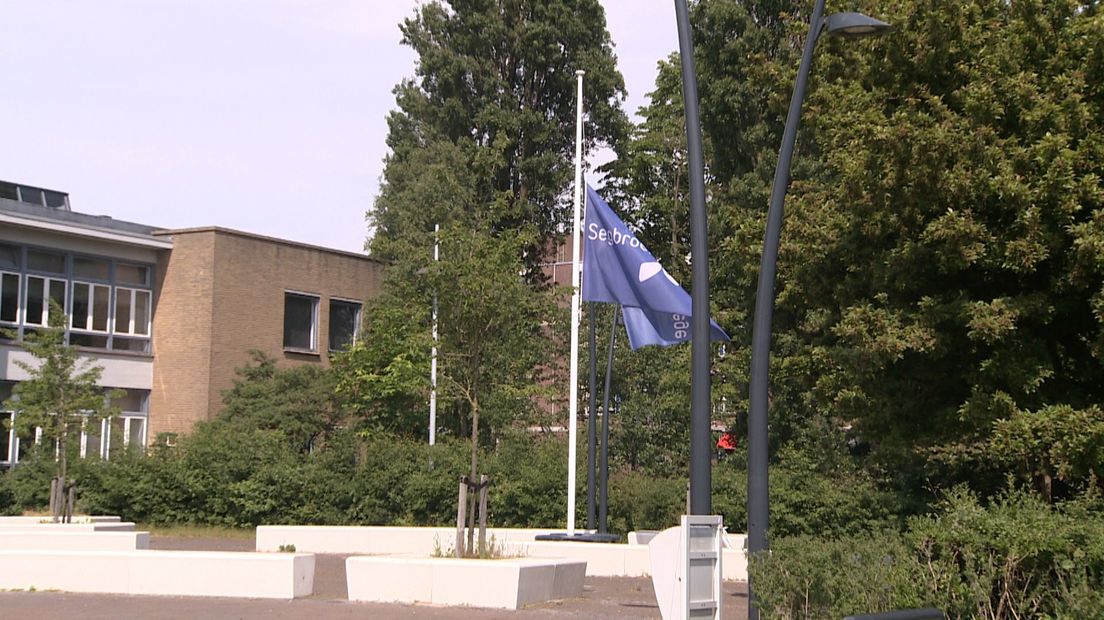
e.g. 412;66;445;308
1;302;120;520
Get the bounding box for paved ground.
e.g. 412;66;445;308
0;534;749;619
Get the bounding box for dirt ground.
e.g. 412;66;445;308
0;534;749;619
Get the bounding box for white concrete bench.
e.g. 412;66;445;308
507;538;749;581
256;525;575;554
0;522;136;532
0;515;121;524
346;555;585;610
0;550;314;599
0;531;149;551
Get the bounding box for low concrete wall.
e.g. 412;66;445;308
0;531;149;551
0;550;314;599
346;556;586;610
256;525;749;582
0;515;121;524
0;522;136;532
256;525;574;555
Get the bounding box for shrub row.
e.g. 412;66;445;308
0;423;898;539
751;488;1104;619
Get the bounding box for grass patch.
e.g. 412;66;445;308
136;523;254;539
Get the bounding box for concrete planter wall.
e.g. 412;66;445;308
346;556;586;610
0;531;149;551
0;550;315;599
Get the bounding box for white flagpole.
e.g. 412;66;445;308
567;69;585;536
429;223;439;446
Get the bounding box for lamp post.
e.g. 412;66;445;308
673;0;712;517
747;3;889;618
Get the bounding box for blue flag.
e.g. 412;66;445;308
621;306;731;351
582;185;730;349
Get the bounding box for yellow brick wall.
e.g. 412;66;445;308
149;228;383;440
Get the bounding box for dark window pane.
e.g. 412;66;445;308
43;191;67;209
85;420;103;459
329;299;361;351
116;263;148;286
111;389;148;412
111;337;150;353
0;243;18;269
25;277;45;326
0;413;11;463
128;418;146;447
1;273;18;323
0;182;17;201
134;290;150;335
74;257;110;280
72;283;91;329
18;187;43;206
27;250;65;274
115;289;132;333
69;333;108;348
91;284;109;331
283;293;316;350
49;280;66;311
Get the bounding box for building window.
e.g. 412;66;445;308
26;249;65;275
116;263;149;287
114;287;151;336
329;299;362;351
283;292;318;351
73;256;110;281
71;281;110;332
106;389;148;457
1;271;19;326
24;275;67;327
0;243;19;270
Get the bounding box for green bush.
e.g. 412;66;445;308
751;487;1104;619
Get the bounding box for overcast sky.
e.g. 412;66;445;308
0;1;678;253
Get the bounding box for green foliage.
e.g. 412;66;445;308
751;487;1104;619
1;302;121;487
606;469;684;534
0;449;55;513
988;404;1104;501
370;0;628;277
218;350;342;453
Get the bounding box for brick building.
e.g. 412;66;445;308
1;180;382;465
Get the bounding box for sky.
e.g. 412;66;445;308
0;1;679;254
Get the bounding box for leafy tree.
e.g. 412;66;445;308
1;302;120;519
217;351;343;454
340;222;563;479
369;0;630;278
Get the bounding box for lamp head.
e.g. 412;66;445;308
824;12;892;37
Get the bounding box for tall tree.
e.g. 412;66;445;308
369;0;630;278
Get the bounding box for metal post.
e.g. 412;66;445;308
587;302;598;531
599;306;617;534
673;0;712;516
430;223;439;445
748;1;826;617
566;69;586;536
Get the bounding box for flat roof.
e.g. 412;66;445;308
156;226;382;264
0;197;172;250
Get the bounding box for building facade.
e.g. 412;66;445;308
0;179;382;466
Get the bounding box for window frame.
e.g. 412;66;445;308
0;270;20;327
328;297;363;352
283;291;320;353
23;274;68;327
70;280;112;334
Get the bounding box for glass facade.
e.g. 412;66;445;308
0;243;153;353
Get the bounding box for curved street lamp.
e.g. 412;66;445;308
747;2;889;618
